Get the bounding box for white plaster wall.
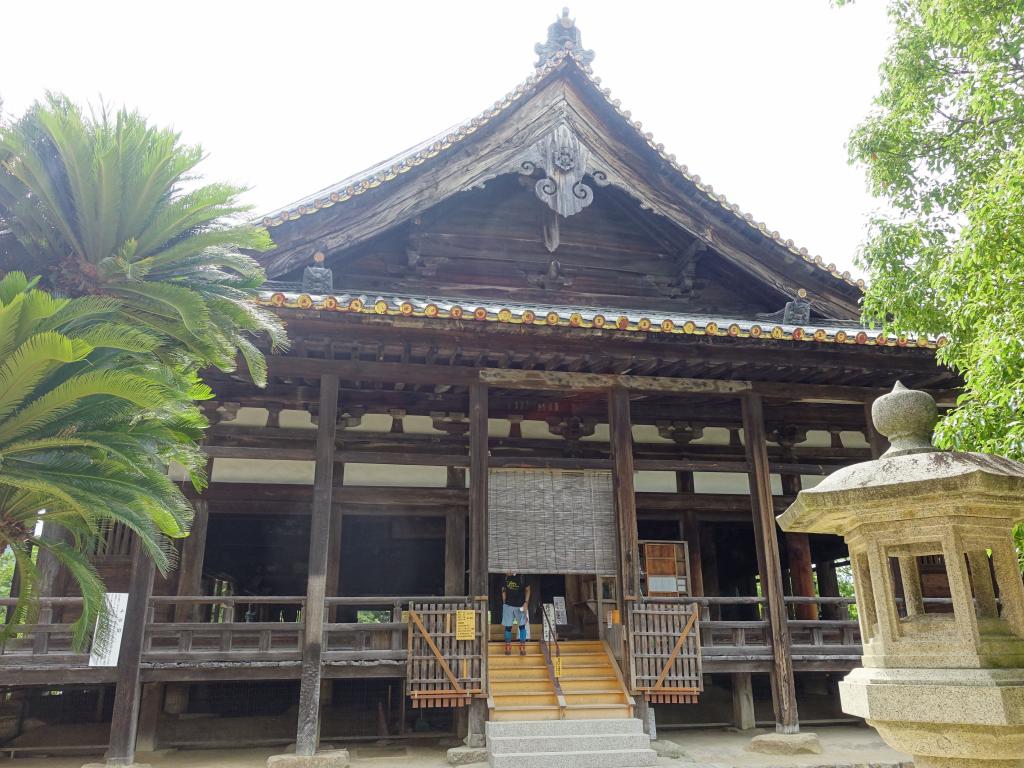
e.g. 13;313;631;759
343;463;447;487
693;471;783;495
691;427;734;446
279;409;314;429
631;425;674;444
800;475;824;489
634;470;677;492
581;424;610;443
841;430;870;448
212;458;314;484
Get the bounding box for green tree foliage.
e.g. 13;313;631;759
849;0;1024;457
0;272;207;647
849;0;1024;565
0;93;287;386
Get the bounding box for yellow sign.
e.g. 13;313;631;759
553;656;563;678
455;610;476;641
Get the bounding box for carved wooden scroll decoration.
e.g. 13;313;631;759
533;122;594;218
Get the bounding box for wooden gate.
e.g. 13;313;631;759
407;598;487;709
626;598;703;703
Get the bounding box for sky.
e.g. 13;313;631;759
0;1;893;276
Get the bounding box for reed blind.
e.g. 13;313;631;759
487;469;616;574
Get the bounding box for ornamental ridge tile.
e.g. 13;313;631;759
255;290;941;350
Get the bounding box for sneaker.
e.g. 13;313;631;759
519;643;527;656
504;642;511;656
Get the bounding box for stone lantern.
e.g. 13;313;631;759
778;383;1024;768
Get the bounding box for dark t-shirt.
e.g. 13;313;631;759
502;574;526;607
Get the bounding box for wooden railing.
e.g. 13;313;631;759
144;596;306;661
696;596;862;664
625;596;702;703
0;598;89;663
323;596;409;663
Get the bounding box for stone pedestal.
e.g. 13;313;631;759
746;732;821;755
265;750;350;768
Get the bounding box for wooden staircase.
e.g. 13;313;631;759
487;639;634;721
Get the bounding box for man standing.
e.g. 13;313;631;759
501;572;530;656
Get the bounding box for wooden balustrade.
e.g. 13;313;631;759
144;596;306;662
0;598;89;663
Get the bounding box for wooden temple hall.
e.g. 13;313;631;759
1;12;960;760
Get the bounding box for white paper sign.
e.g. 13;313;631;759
553;596;568;626
542;603;555;641
89;592;129;667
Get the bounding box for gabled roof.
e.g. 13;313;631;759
257;22;864;319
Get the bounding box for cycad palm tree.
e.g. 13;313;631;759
0;93;286;385
0;272;207;647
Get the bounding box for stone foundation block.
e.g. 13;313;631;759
265;749;350;768
82;764;153;768
747;732;822;755
447;745;487;765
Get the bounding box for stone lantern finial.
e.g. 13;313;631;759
871;381;938;457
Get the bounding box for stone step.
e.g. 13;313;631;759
489;732;650;754
486;718;644;738
489;747;657;768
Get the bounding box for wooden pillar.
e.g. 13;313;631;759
609;386;640;600
467;383;488;747
731;672;756;730
326;464;346;611
32;522;71;647
106;536;156;766
677;472;704;598
295;375;339;757
815;560;843;620
134;683;162;752
445;467;467;596
700;524;720;619
741;393;799;734
781;473;816;621
163;497;210;715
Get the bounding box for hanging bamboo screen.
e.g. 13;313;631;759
487;469;617;574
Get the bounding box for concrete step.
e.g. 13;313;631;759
488;732;651;754
563;704;633;719
486;718;644;737
489;747;657;768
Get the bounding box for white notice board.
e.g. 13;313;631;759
88;592;129;667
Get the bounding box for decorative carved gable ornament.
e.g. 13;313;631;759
532;122;595;218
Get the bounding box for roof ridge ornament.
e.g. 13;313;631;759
535;8;595;68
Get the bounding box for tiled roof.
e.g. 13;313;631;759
258;50;863;292
257;289;942;350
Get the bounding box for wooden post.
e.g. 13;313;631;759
467;383;488;748
677;472;704;598
445;467;467;596
741;393;799;734
164;497;209;715
609;386;640;600
32;522;70;650
134;683;162;753
106;536;156;766
815;560;843;620
295;375;339;757
731;673;756;730
326;464;346;615
781;473;816;621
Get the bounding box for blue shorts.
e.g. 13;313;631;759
502;604;527;627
